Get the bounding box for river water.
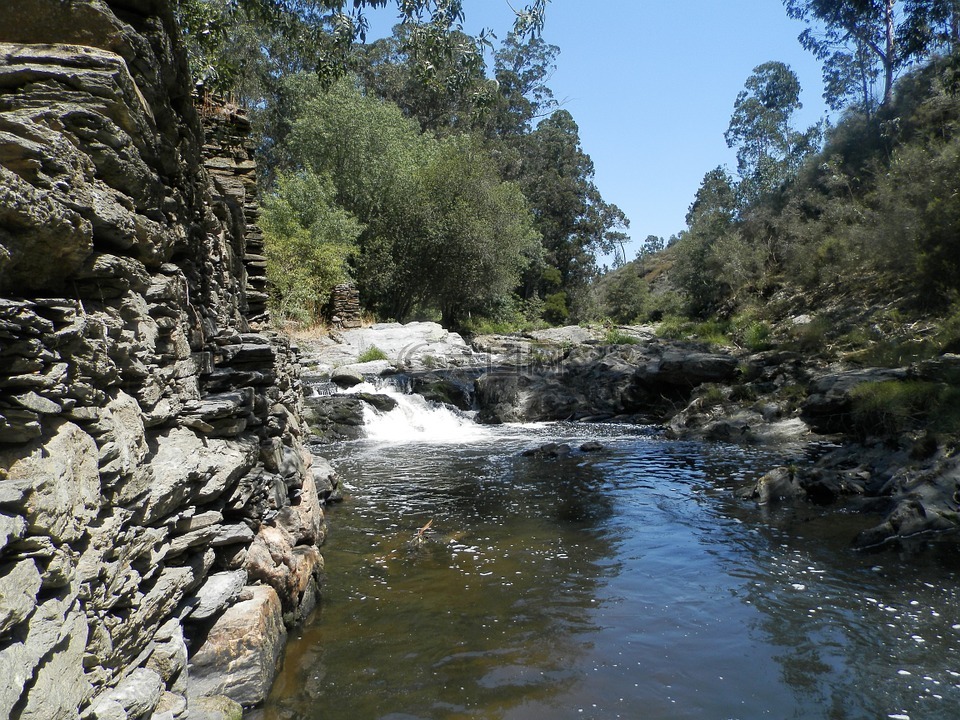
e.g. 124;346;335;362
258;390;960;720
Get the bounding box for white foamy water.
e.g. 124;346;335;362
346;382;494;443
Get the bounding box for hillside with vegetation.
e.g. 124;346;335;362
597;4;960;368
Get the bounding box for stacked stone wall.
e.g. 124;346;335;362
0;1;325;717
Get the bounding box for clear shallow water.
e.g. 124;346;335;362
258;398;960;720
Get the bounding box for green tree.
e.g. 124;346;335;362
685;166;739;231
490;32;559;138
284;75;427;316
175;0;548;100
353;23;497;134
671;167;739;316
598;263;650;324
515;109;629;316
724;61;821;202
261;170;363;322
415;135;541;326
906;0;960;52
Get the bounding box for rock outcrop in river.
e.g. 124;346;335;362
474;336;739;424
0;1;325;717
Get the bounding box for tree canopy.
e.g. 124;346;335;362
271;75;539;326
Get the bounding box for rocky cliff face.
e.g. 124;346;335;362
0;1;325;717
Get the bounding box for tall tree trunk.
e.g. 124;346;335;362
881;0;896;107
952;0;960;49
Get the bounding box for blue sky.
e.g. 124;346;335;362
364;1;829;261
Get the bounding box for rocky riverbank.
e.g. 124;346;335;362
0;2;329;717
301;321;960;553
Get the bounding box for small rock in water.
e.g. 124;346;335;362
580;441;604;452
521;442;573;458
330;367;364;387
355;392;399;412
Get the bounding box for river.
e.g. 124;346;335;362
256;388;960;720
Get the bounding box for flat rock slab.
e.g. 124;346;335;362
185;570;247;622
304;321;489;372
526;325;606;345
187;695;243;720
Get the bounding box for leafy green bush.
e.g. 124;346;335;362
656;316;731;346
542;291;570;325
731;311;773;351
596;262;650;323
743;321;773;351
460;294;548;336
262;170;362;324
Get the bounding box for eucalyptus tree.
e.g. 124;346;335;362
175;0;548;99
724;62;821;203
784;0;900;114
490;32;559;138
353;23;497;134
901;0;960;56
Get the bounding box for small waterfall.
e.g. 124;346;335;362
346;382;494;443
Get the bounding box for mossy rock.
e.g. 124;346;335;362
189;695;243;720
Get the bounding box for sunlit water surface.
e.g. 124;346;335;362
257;393;960;720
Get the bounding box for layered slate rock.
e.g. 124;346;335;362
0;1;325;716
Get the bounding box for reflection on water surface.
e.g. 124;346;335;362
259;421;960;720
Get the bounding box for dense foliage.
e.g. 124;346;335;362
178;0;960;340
175;0;630;329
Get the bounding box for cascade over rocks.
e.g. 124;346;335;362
0;1;328;716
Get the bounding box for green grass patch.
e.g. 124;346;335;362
697;383;727;408
603;328;641;345
656;316;732;346
357;345;388;363
843;338;941;367
462;317;549;336
742;320;773;351
850;380;960;438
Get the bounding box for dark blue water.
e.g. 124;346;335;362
258;405;960;720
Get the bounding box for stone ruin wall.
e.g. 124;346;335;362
0;1;328;717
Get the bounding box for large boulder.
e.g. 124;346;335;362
475;340;740;424
802;368;907;434
302;395;366;441
187;585;287;707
